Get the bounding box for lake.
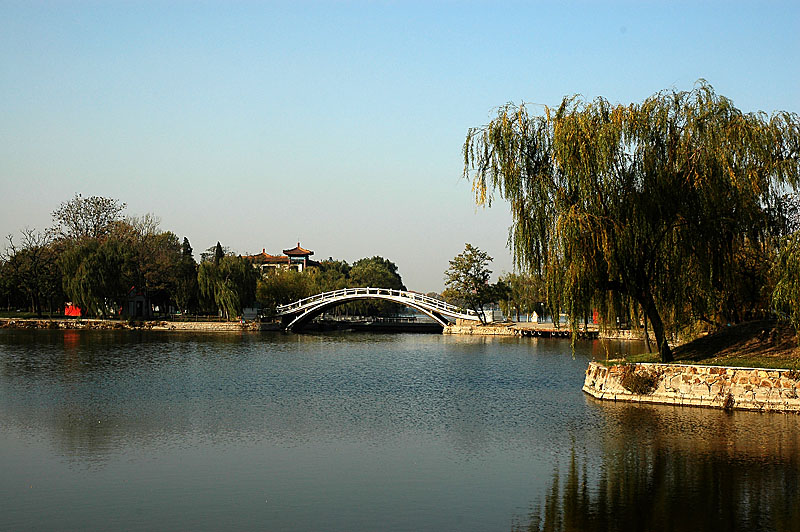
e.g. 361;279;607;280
0;329;798;531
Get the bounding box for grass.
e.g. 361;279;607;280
0;311;45;319
602;319;800;369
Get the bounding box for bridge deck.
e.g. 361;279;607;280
277;287;480;321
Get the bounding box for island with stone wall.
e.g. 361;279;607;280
583;361;800;413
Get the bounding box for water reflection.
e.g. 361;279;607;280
515;402;800;532
1;330;583;460
3;330;795;531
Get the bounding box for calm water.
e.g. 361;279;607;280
0;330;798;531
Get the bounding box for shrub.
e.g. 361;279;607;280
619;364;661;395
723;392;735;411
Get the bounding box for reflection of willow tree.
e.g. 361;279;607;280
515;425;800;531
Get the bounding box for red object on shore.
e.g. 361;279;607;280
64;303;82;317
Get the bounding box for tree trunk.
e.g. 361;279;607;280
641;292;672;362
474;304;487;325
643;311;651;352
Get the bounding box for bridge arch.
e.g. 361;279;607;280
276;288;480;332
282;294;447;331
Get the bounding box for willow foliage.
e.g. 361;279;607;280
464;82;800;361
198;255;258;320
773;232;800;340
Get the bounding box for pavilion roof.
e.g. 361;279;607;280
245;251;289;264
283;243;314;257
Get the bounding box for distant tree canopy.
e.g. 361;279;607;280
52;194;126;241
4;191;415;322
1;194;207;318
173;237;199;313
349;256;406;291
256;267;314;311
498;271;545;322
443;243;503;324
59;233;136;316
464;82;800;361
200;243;232;264
313;259;351;292
2;229;62;316
255;256;407;316
57;215;188;317
198;254;258;320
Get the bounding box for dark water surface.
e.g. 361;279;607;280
0;330;797;531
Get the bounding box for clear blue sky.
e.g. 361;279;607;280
2;1;798;292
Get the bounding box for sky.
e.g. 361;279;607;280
1;1;798;292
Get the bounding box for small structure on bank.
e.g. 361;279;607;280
64;303;82;317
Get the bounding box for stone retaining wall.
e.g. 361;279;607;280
443;324;516;335
583;361;800;413
149;321;261;332
444;323;632;339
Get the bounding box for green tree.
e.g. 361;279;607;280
349;256;406;290
173;237;199;314
463;82;800;361
2;229;63;316
499;271;545;322
59;236;136;317
113;217;184;313
443;243;497;324
0;258;14;311
256;267;314;312
348;256;406;316
313;259;351;293
137;231;182;313
198;255;258;320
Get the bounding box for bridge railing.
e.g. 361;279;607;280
276;287;479;318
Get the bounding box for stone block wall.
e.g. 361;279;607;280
444;324;516;335
583;361;800;413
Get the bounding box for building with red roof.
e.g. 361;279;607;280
245;242;319;274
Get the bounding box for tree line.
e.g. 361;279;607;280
0;194;408;320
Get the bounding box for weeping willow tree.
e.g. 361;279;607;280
464;82;799;362
198;255;258;320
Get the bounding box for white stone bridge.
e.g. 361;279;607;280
275;287;480;331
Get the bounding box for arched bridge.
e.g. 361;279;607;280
276;287;480;331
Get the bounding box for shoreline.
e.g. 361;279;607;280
0;317;280;332
1;317;651;339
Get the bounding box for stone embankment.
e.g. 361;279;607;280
443;321;598;338
443;323;517;335
583;361;800;413
0;318;277;332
